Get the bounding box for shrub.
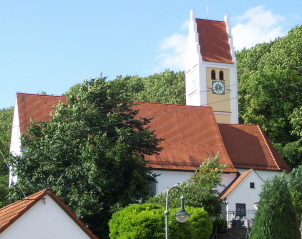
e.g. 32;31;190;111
109;203;212;239
249;176;300;239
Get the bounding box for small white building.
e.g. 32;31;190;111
0;189;98;239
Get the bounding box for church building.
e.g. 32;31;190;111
9;10;290;226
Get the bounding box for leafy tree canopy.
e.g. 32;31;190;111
8;77;162;238
249;175;300;239
0;107;13;207
111;70;185;105
237;25;302;167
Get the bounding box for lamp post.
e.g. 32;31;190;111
165;186;190;239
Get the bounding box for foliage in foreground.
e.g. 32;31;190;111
8;78;162;238
148;154;226;217
109;203;212;239
249;175;300;239
0;107;13;207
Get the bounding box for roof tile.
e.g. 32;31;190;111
196;19;233;64
17;93;67;134
218;124;290;171
133;102;236;172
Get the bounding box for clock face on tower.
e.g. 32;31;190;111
212;81;225;95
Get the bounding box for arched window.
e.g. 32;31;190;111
219;71;224;80
211;70;216;80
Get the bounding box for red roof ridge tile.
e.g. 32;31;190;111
16;92;65;98
134;101;213;109
196;18;224;22
218;123;257;126
256;125;281;171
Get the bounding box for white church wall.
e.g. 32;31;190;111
9;98;21;186
153;170;237;195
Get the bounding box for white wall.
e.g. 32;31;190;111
9;98;21;186
154;170;237;194
225;172;263;212
0;195;92;239
154;170;193;194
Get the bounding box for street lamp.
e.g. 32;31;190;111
165;186;190;239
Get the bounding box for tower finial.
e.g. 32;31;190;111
206;5;209;19
190;9;196;21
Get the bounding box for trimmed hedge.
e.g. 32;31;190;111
109;203;212;239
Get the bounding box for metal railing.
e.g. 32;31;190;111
226;210;256;229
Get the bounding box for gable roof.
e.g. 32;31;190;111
12;93;290;172
218;124;290;171
16;93;67;134
0;189;98;238
132;102;236;172
196;18;233;64
220;169;263;199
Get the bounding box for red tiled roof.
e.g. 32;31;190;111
16;93;67;134
133;102;236;172
220;169;255;199
218;124;290;171
196;19;233;64
0;189;98;238
13;93;289;172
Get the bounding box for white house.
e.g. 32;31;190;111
220;169;264;225
0;189;98;239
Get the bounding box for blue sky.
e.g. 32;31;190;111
1;0;301;109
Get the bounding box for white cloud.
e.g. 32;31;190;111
232;6;286;50
154;33;187;73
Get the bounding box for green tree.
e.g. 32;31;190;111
8;78;162;238
148;154;226;217
111;70;185;105
109;203;212;239
287;165;302;221
237;25;302;167
249;175;300;239
0;107;13;207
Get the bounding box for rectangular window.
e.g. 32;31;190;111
250;182;255;188
236;203;246;217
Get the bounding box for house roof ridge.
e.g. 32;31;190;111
220;169;253;199
196;18;224;22
212;119;237;172
16;92;65;98
256;125;281;171
133;101;213;109
218;123;258;126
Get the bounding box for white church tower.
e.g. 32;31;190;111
185;10;238;124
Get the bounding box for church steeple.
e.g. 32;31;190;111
185;10;238;124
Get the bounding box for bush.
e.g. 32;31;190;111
109;203;212;239
249;176;300;239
